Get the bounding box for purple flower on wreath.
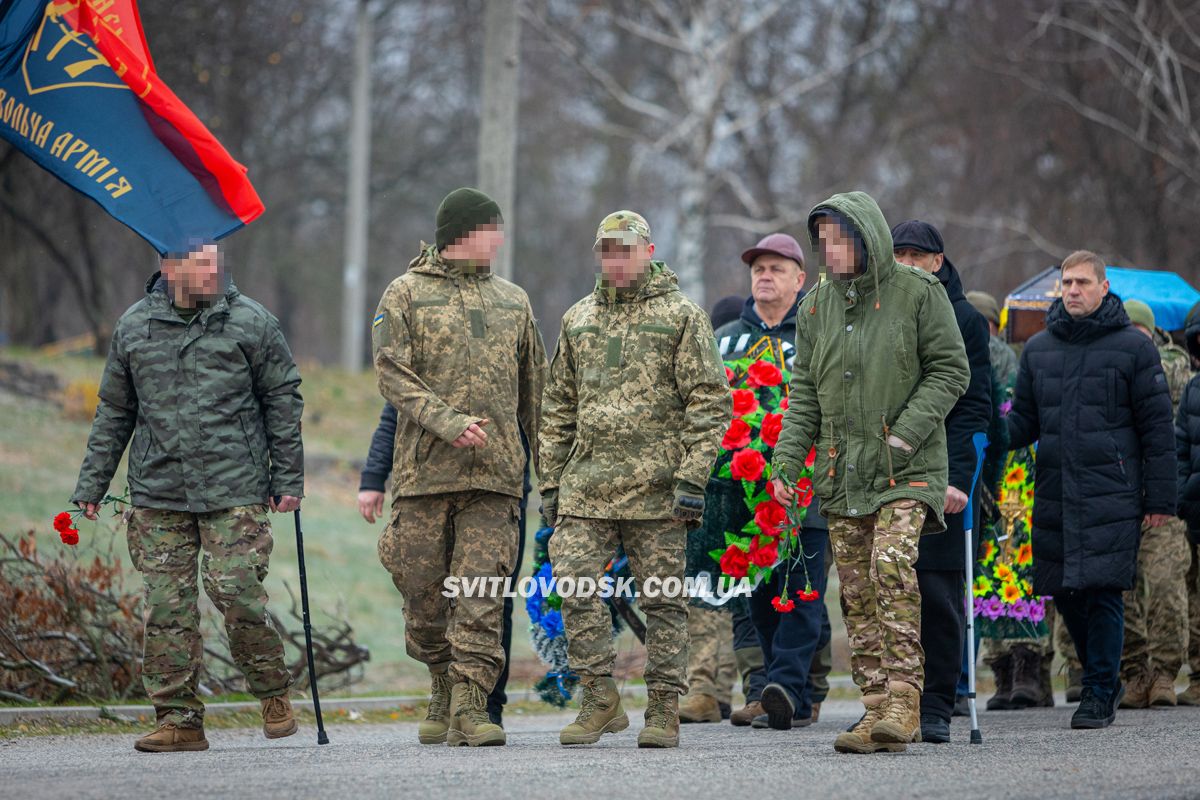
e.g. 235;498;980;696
1000;399;1013;418
973;596;985;618
982;596;1006;620
1010;598;1031;621
1029;598;1046;624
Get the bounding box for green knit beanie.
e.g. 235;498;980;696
435;187;503;251
1124;299;1155;332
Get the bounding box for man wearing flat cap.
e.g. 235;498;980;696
541;210;730;748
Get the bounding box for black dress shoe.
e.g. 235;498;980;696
920;714;950;743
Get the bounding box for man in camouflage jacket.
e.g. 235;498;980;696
540;211;730;749
372;187;546;747
72;243;303;753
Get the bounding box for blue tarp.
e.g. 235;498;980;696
1107;267;1200;332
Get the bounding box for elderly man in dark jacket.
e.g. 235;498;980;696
1007;250;1176;729
892;221;992;743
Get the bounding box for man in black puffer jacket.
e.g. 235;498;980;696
1175;300;1200;705
892;221;992;743
1008;250;1176;730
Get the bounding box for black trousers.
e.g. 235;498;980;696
1055;588;1124;705
487;463;530;722
748;528;830;718
917;568;966;721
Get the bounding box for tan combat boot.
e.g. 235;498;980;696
261;694;298;739
678;692;722;724
448;681;506;747
1177;677;1200;706
870;681;922;745
812;701;822;723
834;694;904;754
730;700;764;727
1148;673;1178;707
1119;671;1151;709
418;671;452;745
560;675;630;745
134;722;209;753
637;690;680;748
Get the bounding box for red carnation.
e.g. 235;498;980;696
60;528;80;546
804;446;816;469
765;479;777;501
719;545;750;579
760;413;783;448
747;361;782;388
771;595;796;613
749;536;779;567
796;587;820;602
53;512;73;532
722;418;752;450
730;448;766;482
795;476;814;507
731;389;759;417
725;366;736;384
780;397;789;411
754;500;788;537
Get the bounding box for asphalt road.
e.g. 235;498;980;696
4;699;1198;800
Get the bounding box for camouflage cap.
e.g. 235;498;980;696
593;210;651;249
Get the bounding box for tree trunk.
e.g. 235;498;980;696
478;0;522;281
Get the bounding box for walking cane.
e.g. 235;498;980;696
287;503;329;745
963;432;989;745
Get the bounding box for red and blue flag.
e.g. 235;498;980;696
0;0;264;253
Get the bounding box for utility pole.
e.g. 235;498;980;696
477;0;521;281
340;0;372;370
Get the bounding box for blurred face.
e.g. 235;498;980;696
596;238;655;288
893;247;943;274
1061;263;1109;318
817;219;859;277
442;222;504;271
749;254;804;307
161;243;223;306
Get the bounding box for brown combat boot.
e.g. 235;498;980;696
637;690;680;748
1148;673;1178;707
134;722;209;753
730;700;763;727
448;680;506;747
1177;677;1200;706
833;693;904;754
261;695;298;739
811;701;822;723
678;692;722;723
560;676;629;745
1009;645;1042;708
419;671;452;744
986;655;1014;710
871;681;922;745
1119;671;1151;709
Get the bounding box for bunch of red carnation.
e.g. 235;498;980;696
52;511;80;546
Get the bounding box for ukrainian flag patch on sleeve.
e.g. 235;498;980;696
373;313;386;328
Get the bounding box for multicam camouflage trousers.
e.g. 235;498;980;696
550;516;689;694
828;500;928;694
378;490;519;692
126;505;292;729
1121;517;1190;679
685;605;736;704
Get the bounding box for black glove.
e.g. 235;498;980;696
672;480;706;523
541;488;559;527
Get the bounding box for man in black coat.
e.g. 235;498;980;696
1008;250;1176;729
892;221;992;743
1175;300;1200;706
